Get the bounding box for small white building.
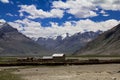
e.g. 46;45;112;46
52;53;65;61
42;53;65;62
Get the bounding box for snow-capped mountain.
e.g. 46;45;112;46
37;31;102;54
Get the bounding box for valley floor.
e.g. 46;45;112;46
1;64;120;80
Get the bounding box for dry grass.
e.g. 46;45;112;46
12;64;120;80
0;67;24;80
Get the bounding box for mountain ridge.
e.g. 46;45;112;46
37;31;102;54
74;24;120;55
0;23;48;56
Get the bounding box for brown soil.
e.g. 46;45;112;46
11;64;120;80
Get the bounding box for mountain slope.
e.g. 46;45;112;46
75;24;120;55
0;23;48;56
37;31;102;54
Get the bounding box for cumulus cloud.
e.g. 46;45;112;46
7;0;120;39
93;0;120;10
52;0;120;18
53;0;97;18
0;0;9;3
74;19;119;32
9;19;120;39
19;5;64;19
17;0;120;19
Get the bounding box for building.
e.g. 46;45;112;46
42;56;53;62
41;53;65;62
52;53;65;61
42;56;53;59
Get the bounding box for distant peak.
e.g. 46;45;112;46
0;22;5;26
2;22;10;26
0;22;8;26
0;22;18;32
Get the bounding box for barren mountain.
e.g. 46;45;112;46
74;24;120;55
0;23;48;56
37;31;102;54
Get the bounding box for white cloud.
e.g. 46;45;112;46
74;19;119;32
17;0;119;19
0;19;6;26
0;0;9;3
93;0;120;11
0;19;6;22
7;0;119;39
19;5;64;19
52;0;120;18
100;10;109;17
9;19;120;39
6;13;13;16
102;13;109;17
100;10;106;14
53;0;97;18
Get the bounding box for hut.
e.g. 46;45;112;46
52;53;65;62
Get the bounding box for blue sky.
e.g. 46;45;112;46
0;0;120;39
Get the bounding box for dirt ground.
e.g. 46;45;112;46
6;64;119;80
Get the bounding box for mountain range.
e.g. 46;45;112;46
0;22;48;56
1;22;119;56
74;24;120;55
37;31;102;54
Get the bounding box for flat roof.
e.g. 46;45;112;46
52;54;64;57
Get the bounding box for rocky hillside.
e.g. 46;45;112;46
74;24;120;55
37;31;102;54
0;23;48;56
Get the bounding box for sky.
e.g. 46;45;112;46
0;0;120;39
